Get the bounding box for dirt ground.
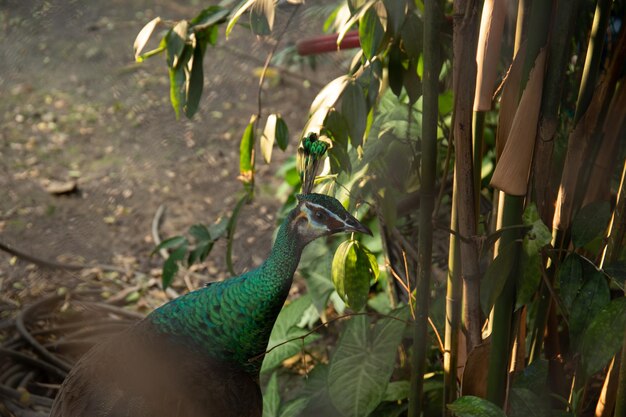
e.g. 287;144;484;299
0;0;344;311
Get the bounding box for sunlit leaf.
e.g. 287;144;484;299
447;396;506;417
571;201;611;248
581;297;626;376
261;114;277;163
359;7;384;60
332;239;378;311
168;45;192;118
134;17;162;60
303;75;350;136
226;0;256;38
328;308;408;417
341;81;367;148
337;0;376;47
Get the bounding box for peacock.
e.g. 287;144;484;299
49;132;370;417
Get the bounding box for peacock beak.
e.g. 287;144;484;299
341;214;373;236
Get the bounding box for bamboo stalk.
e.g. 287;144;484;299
574;0;612;123
443;173;462;416
452;0;481;353
486;0;552;407
407;1;442;416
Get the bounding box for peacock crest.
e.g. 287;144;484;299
297;131;332;195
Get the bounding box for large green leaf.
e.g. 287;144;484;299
480;242;518;315
261;295;319;372
508;388;551;417
569;268;610;348
447;396;506;417
400;10;422;60
263;372;280;417
359;7;384;60
332;239;378;311
381;380;410;402
558;254;584;312
328;308;408;417
167;45;192;119
571;201;611;248
190;6;229;28
341;81;367;148
275;115;289;151
581;297;626;376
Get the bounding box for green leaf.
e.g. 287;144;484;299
328;308;408;417
187;241;213;266
152;235;186;255
383;0;407;36
168;45;192;119
332;239;378;311
581;297;626;376
261;295;319;372
250;0;274;35
279;398;308;417
569;269;610;348
305;270;335;314
189;224;211;242
261;114;277;164
341;81;367;148
162;243;187;289
604;261;626;284
359;7;384;60
558;254;584;312
185;44;204;118
226;0;255;38
571;201;611;248
517;205;552;309
447;396;506;417
508;388;551;417
275;115;289;151
402;59;420;104
438;90;454;115
239;116;257;185
400;11;422;60
166;20;189;68
382;380;410;402
388;44;404;97
511;359;548;395
480;242;518;315
190;6;229;28
134;17;162;60
263;372;280;417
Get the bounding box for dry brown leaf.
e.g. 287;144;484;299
474;0;506;111
491;47;547;196
461;339;491;398
495;42;527;158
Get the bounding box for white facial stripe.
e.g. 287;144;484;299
305;202;345;225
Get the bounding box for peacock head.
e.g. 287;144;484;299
290;193;372;245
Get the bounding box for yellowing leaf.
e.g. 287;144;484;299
134;17;162;60
261;114;277;163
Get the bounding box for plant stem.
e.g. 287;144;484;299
408;1;441;416
443;173;462;416
452;0;482;353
